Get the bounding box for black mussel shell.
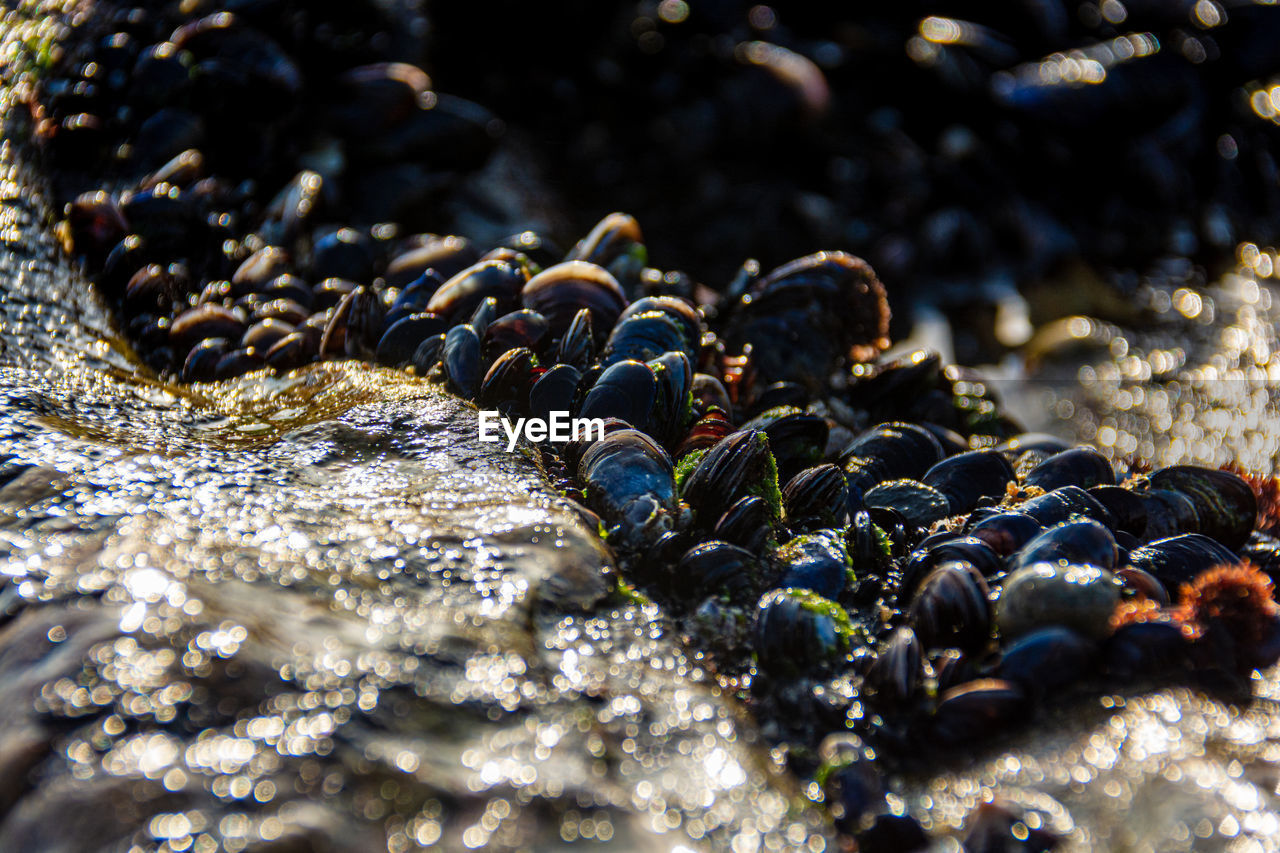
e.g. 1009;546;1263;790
411;332;447;375
863;626;923;706
922;449;1015;515
125;263;183;314
241;318;293;352
919;423;968;457
1148;466;1257;550
1018;485;1115;528
67;191;128;261
776;530;850;600
331;285;385;361
479;347;535;416
343;284;381;356
909;560;992;653
100;234;153;297
931;648;977;693
783;464;849;532
562;418;632;470
747;381;809;416
313;277;357;310
691;373;732;417
578;359;657;432
1010;518;1118;572
1126;533;1239;590
387;271;444;325
724;251;889;392
1088;485;1152;539
198;279;234;308
682;429;779;526
601;310;690;368
427;259;525;321
483;309;549;361
742;407;828;484
578;429;677;545
265;331;312;372
133;314;171;352
675;540;761;603
311;227;376;283
847;509;893;581
817;734;885;835
521;261;627;341
259;170;329;247
251;297;309;326
1023;447;1116;491
376;312;447;367
901;535;1003;597
676;409;734;460
968;511;1043;556
181;336;230;382
616;296;702;353
996;433;1072;461
845;350;943;417
243;272;293;309
995;626;1094;697
347;93;498;170
528;364;582;427
864;479;950;529
842;422;944;499
1136;489;1201;542
1103;620;1192;679
118;183;200;253
567;211;645;285
754;588;853;675
469;295;498;335
384;236;479;288
713;495;775;554
498;230;561;269
326;62;434;134
996;562;1121;642
1115;567;1170;605
931;679;1028;746
213;345;263;379
140;148;202;192
648;351;694;446
554;307;595;369
232;246;291;297
170;303;245;352
441;323;482;398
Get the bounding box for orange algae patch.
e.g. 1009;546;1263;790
1110;597;1199;640
1176;561;1278;649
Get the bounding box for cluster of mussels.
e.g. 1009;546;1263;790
30;0;501;378
429;0;1280;305
29;3;1280;851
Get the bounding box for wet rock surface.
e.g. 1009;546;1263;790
0;194;827;850
0;10;829;850
8;2;1280;853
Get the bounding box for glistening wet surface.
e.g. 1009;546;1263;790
8;1;1280;851
0;9;829;850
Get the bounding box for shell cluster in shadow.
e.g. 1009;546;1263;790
426;0;1280;317
25;0;1280;850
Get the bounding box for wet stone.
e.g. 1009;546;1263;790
0;42;828;853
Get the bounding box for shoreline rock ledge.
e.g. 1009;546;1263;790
0;36;831;852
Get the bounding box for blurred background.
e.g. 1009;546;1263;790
420;0;1280;361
